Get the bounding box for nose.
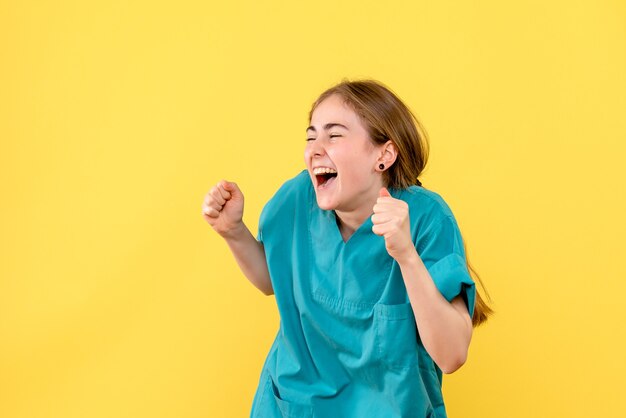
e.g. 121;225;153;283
306;138;326;158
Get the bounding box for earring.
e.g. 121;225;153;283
379;163;385;170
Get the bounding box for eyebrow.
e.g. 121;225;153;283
306;123;349;133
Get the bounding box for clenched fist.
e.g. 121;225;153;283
371;187;416;263
202;180;245;238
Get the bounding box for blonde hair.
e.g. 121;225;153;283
309;78;494;327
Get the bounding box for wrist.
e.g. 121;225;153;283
220;221;248;241
395;247;421;269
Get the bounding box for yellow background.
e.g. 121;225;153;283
2;1;625;417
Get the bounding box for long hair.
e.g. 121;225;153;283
308;78;494;327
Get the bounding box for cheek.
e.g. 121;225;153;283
345;150;373;172
303;146;313;162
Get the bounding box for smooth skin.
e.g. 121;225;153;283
201;180;273;296
202;94;472;374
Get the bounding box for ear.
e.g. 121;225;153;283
376;140;398;170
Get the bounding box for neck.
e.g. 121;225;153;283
334;186;382;242
335;210;366;242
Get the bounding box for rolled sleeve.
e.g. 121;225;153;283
417;214;476;318
428;252;476;318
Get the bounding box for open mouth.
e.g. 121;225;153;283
316;173;337;188
313;167;338;189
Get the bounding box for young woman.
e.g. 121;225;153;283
202;79;493;417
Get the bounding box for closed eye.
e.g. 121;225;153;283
305;134;341;142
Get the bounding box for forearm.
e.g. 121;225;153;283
222;223;274;296
397;250;472;374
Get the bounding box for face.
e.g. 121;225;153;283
304;94;385;213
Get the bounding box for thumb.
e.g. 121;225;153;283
221;181;242;198
221;180;237;192
379;187;391;198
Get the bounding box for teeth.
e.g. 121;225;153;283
313;167;337;175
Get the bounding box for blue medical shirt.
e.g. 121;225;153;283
250;170;476;418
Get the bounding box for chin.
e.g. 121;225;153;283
314;195;337;211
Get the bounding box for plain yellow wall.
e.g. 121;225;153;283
1;1;625;417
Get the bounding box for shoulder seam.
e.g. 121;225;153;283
404;187;456;220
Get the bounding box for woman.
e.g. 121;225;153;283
202;79;493;417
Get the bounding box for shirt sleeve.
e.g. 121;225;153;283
256;195;271;244
416;214;476;318
255;180;282;245
255;169;309;245
256;204;263;243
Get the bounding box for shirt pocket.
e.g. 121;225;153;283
268;374;314;418
374;302;420;370
310;290;379;371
